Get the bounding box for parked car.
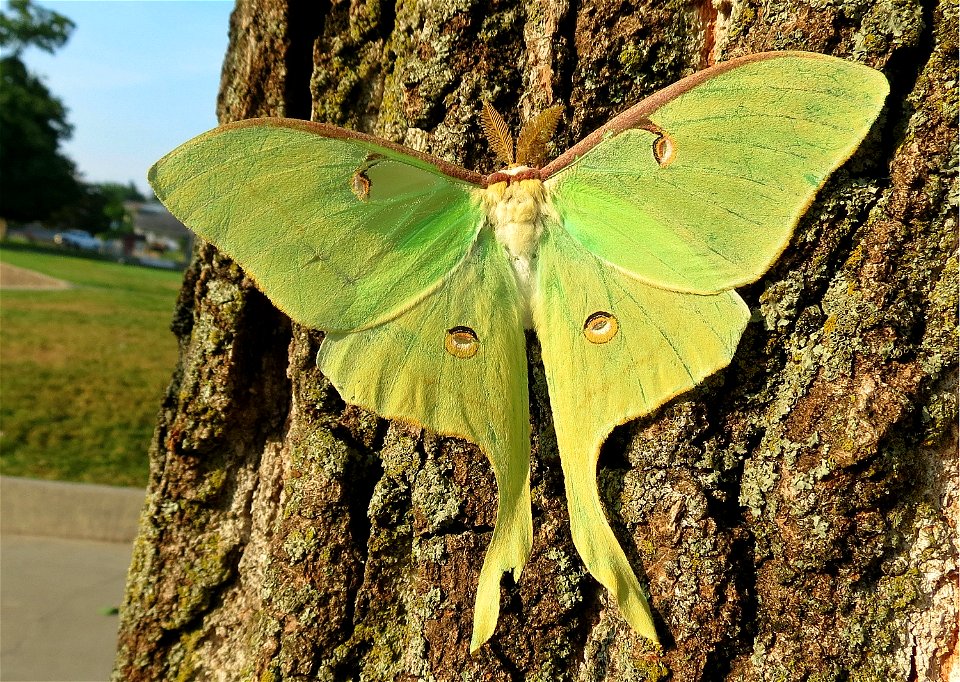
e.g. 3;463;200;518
54;229;103;252
17;224;59;245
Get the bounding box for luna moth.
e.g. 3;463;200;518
149;51;888;651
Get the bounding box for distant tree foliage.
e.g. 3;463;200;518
0;0;81;223
0;0;73;57
52;181;145;235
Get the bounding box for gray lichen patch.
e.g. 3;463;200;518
578;604;668;682
411;455;464;534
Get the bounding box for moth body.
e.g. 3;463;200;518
482;174;549;327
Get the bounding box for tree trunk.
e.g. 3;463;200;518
114;0;957;680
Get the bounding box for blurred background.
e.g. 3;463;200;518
0;1;233;678
1;0;232;487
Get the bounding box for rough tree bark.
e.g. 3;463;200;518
114;0;957;680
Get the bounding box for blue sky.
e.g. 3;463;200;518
19;1;234;196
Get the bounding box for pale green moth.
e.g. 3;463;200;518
149;51;888;651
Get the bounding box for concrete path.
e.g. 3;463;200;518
0;262;71;290
1;477;144;682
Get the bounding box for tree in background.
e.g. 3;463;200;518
98;181;145;231
0;0;81;223
51;181;145;236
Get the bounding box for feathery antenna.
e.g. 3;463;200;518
516;105;563;168
481;101;515;166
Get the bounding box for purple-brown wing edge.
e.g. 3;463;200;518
206;117;486;186
538;50;839;179
216;53;839;186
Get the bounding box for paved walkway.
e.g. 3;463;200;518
0;262;71;290
1;477;144;682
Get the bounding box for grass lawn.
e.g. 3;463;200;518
0;244;183;487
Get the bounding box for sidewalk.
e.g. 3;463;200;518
1;477;144;682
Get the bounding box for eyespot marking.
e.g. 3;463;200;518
445;326;480;358
652;133;675;167
351;170;371;201
583;312;618;344
351;153;387;201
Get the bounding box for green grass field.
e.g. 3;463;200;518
0;245;183;487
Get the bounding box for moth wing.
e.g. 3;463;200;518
317;230;532;651
543;51;889;293
533;224;751;641
149;118;484;332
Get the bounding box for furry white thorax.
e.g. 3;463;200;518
481;168;552;328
